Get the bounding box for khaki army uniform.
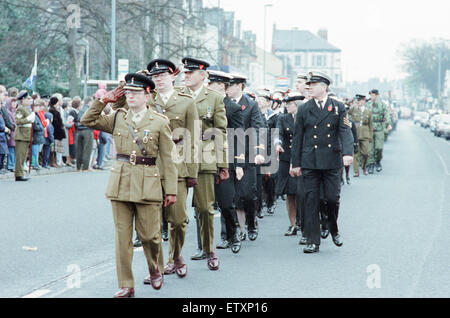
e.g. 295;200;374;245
367;100;391;165
14;105;33;177
348;106;373;174
151;90;200;264
179;85;228;254
81;99;178;288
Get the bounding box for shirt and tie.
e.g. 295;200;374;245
131;108;147;125
314;95;328;109
160;89;174;105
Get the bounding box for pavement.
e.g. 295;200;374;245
0;120;449;298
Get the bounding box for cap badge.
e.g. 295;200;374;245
155;62;159;69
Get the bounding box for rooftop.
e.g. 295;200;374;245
272;29;341;53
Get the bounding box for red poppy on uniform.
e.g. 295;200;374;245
242;105;246;111
328;106;333;112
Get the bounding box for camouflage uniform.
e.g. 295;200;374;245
367;100;391;170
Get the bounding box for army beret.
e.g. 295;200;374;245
306;71;332;86
182;57;210;71
17;91;29;101
229;74;247;85
124;73;155;92
284;92;305;103
208;70;232;83
147;59;177;76
369;89;379;95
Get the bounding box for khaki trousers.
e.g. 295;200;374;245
164;180;188;263
15;140;30;177
193;173;216;254
111;201;162;288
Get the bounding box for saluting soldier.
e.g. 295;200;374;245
81;73;178;298
348;94;373;176
14;91;34;182
274;92;304;236
180;57;228;271
366;89;391;174
226;74;266;242
291;72;354;253
146;59;200;278
207;70;244;254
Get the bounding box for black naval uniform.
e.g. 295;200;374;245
275;112;297;196
234;94;265;238
215;96;245;251
292;97;353;247
257;109;278;216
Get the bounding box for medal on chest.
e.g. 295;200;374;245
143;130;151;144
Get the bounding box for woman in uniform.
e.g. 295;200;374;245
275;92;305;236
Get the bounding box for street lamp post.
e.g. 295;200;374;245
264;4;272;86
80;38;90;100
111;0;116;81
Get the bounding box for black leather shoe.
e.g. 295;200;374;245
239;231;246;242
303;244;319;253
341;178;345;186
230;235;241;254
299;236;308;245
256;210;264;219
133;237;142;248
216;239;230;249
248;230;258;241
346;176;351;185
15;176;30;182
321;229;330;239
376;162;382;172
284;225;298;236
332;234;343;247
162;230;168;242
267;206;275;215
191;249;206;260
368;164;375;174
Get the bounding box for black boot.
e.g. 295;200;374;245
376;162;382;172
368;164;375;174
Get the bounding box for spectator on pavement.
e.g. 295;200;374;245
6;97;17;172
49;95;66;168
75;97;93;171
42;111;54;169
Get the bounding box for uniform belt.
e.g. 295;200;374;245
18;124;32;128
373;120;384;123
116;154;156;166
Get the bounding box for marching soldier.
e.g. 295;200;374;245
179;57;229;271
256;89;278;217
275;92;304;236
14;91;34;182
81;73;178;297
226;74;265;242
348;95;373;176
291;72;354;253
207;70;244;254
147;59;200;278
366;89;391;174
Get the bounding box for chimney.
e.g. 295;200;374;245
318;28;328;41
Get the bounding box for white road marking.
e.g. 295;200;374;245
22;289;51;298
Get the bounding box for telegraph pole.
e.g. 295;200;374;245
111;0;116;80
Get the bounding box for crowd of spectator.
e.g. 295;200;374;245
0;83;116;175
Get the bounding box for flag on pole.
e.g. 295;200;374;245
23;49;37;92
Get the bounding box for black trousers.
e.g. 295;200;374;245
215;170;238;241
235;165;257;231
301;168;341;245
296;176;305;230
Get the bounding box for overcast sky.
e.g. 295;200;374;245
204;0;450;83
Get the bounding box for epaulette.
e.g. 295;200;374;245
178;91;193;99
152;110;169;121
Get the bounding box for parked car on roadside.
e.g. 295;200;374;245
435;114;450;139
